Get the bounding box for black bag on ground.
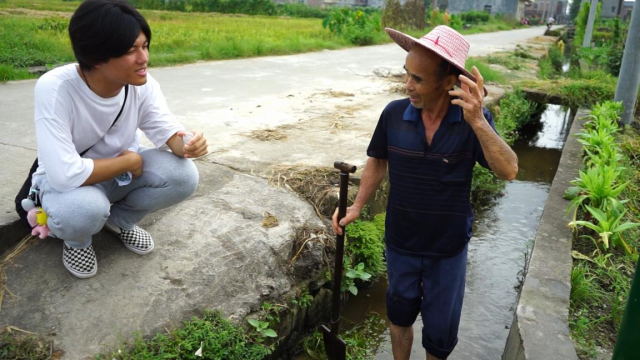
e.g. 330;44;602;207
14;159;40;228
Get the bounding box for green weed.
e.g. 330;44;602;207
0;331;51;359
322;8;382;46
465;57;505;84
344;213;386;280
486;54;523;71
568;101;640;356
100;310;272;359
341;258;372;296
302;313;387;360
494;89;542;144
247;319;278;340
290;289;313;309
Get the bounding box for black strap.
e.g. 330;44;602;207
79;84;129;157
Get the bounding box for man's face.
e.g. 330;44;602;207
404;47;452;109
97;32;149;87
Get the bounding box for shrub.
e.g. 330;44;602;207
345;213;386;280
460;10;490;24
494;89;541;144
538;45;564;79
449;14;463;30
322;8;381;46
605;44;623;77
382;0;425;30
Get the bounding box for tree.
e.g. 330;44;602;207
569;0;581;21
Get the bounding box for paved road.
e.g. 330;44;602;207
0;26;552;228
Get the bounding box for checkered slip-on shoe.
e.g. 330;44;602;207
62;243;98;279
105;223;154;255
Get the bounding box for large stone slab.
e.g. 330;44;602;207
0;161;325;359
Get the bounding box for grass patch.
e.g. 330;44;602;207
567;106;640;358
0;0;80;12
0;64;35;82
302;313;387;359
520;73;617;109
0;6;360;81
0;0;530;81
97;310;273;359
465;57;505;84
486;54;524;71
345;213;386;281
0;328;56;359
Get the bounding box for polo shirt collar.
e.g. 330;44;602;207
402;101;463;124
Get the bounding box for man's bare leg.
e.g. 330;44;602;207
427;352;443;360
390;324;413;360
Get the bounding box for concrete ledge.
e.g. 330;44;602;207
502;109;589;360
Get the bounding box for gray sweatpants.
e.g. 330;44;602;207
37;149;199;248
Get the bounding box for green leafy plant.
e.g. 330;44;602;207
570;262;602;308
290;289;313;308
101;310;272;359
570;205;640;253
494;89;542;144
568;165;629;221
322;8;381;45
341;258;372;296
247;319;278;339
345;214;386;280
260;302;286;323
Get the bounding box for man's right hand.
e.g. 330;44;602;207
118;150;143;178
331;205;361;236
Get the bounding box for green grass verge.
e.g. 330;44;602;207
97;310;272;359
520;74;617;109
302;313;387;359
465;57;506;84
569;126;640;359
0;0;527;81
0;331;51;359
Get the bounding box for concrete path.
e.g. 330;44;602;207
0;26;553;358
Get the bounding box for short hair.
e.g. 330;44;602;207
436;59;462;85
69;0;152;70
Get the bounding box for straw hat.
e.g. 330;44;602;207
386;26;488;96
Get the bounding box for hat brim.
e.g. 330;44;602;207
385;28;488;97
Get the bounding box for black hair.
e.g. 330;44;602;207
69;0;151;70
436;58;462;85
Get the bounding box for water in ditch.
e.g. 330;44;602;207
329;104;574;360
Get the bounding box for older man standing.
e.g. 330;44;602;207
332;26;518;359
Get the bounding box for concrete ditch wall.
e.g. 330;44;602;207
502;109;588;360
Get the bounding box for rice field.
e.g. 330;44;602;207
0;0;521;81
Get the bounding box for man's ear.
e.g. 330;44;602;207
443;73;457;91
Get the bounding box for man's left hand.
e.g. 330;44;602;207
449;66;486;127
179;130;208;159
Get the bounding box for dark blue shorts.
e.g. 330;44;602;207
386;244;467;359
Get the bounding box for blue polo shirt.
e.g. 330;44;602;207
367;98;497;258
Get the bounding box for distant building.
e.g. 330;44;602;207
600;0;634;19
524;0;568;23
276;0;384;8
431;0;529;19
